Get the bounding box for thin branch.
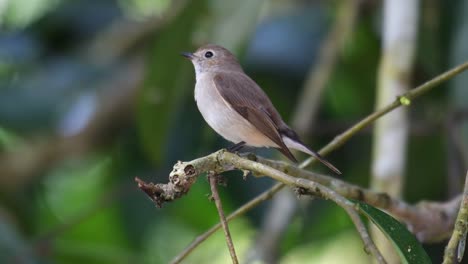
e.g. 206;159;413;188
224;155;385;263
302;61;468;168
310;187;386;264
443;171;468;264
169;183;283;264
208;173;239;264
147;61;468;263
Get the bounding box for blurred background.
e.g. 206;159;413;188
0;0;467;263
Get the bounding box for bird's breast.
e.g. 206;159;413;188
194;73;276;147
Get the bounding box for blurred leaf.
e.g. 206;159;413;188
302;201;353;241
355;201;431;264
53;239;141;264
0;126;21;151
167;180;237;231
282;230;369;264
3;0;60;28
37;156;129;264
183;218;254;263
137;0;207;163
167;181;220;230
142;215;197;263
325;17;379;118
118;0;171;19
143;215;254;263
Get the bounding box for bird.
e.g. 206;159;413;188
182;44;341;174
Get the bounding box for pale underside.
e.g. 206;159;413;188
194;72;312;155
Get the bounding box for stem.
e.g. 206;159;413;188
208;173;238;264
169;183;283;264
443;171;468;264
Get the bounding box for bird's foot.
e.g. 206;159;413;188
227;141;246;152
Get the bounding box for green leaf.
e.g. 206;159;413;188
0;126;21;151
37;156;130;264
354;201;431;264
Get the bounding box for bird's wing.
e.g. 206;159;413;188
212;72;297;162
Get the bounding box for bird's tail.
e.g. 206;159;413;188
282;136;342;175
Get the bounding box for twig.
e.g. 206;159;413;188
443;171;468;264
302;61;468;168
208;173;239;264
304;186;387;264
150;61;468;263
232;158;386;262
169;183;283;264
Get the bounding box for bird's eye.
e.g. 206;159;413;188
204;51;214;58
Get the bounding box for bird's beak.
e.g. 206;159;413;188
181;52;194;60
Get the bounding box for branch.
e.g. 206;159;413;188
302;61;468;168
254;156;461;243
208;173;238;264
138;150;386;263
443;171;468;264
138;61;468;263
317;188;386;264
139;151;461;242
135;62;468;263
168;183;283;264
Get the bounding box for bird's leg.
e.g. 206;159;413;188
227;141;246;152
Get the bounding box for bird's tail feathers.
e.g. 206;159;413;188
282;136;342;175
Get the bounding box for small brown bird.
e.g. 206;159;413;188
182;44;341;174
